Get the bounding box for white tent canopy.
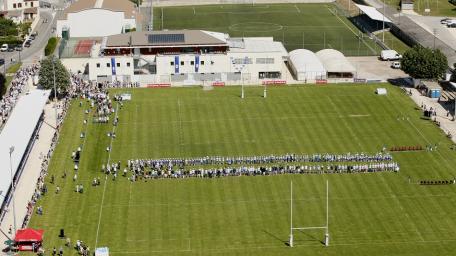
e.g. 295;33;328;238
316;49;356;74
355;4;392;23
0;90;50;208
288;49;326;81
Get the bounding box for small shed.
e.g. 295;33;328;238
401;0;414;10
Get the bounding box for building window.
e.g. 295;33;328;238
191;61;194;66
31;2;33;7
116;63;120;67
13;3;16;8
25;2;28;6
126;62;131;67
180;61;184;66
256;58;274;64
170;61;174;66
96;63;100;68
107;63;110;67
232;58;252;65
201;61;205;65
18;3;22;8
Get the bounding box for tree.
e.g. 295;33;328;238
129;0;143;7
0;17;18;37
38;56;71;95
401;45;448;80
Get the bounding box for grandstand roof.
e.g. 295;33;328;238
0;90;50;208
105;30;228;48
316;49;356;73
355;4;392;23
60;0;137;20
289;49;326;74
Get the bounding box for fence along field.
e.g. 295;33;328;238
153;3;382;56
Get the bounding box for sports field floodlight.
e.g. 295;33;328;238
289;180;329;247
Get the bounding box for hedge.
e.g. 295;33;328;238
45;37;58;56
0;36;22;46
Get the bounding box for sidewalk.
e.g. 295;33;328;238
407;87;456;143
0;91;58;254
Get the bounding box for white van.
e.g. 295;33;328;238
381;50;402;61
0;44;8;52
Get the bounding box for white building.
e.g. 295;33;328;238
0;0;38;23
56;0;137;38
288;49;326;82
62;30;289;86
3;0;38;11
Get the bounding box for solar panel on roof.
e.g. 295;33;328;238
148;34;185;44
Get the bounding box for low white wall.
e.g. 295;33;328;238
153;0;334;7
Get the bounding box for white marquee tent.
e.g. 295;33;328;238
288;49;327;81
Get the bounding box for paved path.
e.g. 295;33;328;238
407;87;456;143
0;85;59;254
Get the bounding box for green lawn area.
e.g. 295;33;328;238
386;0;456;16
153;3;382;56
7;62;21;74
381;31;411;54
414;0;456;16
27;84;456;255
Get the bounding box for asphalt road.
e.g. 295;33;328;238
0;8;55;74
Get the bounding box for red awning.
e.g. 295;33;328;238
14;229;44;243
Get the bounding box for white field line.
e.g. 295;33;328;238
94;102;120;248
193;6;196;15
326;96;364;150
294;4;301;13
108;238;456;254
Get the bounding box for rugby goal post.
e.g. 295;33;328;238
289;180;329;247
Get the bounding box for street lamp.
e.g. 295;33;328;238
8;146;17;238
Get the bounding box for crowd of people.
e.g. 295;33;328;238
123;162;400;180
0;65;39;126
111;153;400;181
127;152;394;169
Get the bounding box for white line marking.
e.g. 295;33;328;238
294;5;301;13
193;7;196;15
95;102;120;248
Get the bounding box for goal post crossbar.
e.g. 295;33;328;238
292;226;327;230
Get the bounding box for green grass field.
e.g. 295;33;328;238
386;0;456;16
153;3;382;56
27;84;456;255
380;31;411;54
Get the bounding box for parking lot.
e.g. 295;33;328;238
405;14;456;52
348;56;408;82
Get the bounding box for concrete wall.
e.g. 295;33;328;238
56;9;135;38
401;3;413;10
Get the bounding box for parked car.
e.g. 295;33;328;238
0;44;8;52
24;40;32;48
7;45;14;52
15;45;23;51
391;61;401;69
441;18;452;24
29;34;36;40
380;50;402;61
0;58;4;65
448;22;456;28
